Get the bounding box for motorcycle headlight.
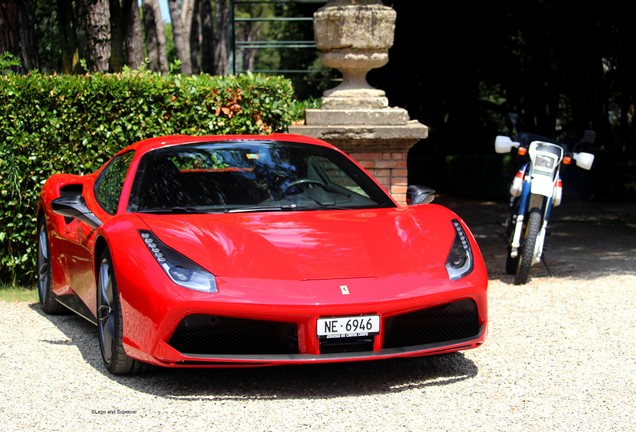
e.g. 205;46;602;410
445;220;474;280
535;154;555;170
138;230;218;293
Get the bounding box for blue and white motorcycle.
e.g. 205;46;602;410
495;127;596;284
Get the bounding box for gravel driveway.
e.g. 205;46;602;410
1;197;635;432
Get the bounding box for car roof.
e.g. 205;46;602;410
116;133;339;157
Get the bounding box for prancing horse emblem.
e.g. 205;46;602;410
340;285;350;295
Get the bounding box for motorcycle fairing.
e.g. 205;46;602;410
528;141;564;198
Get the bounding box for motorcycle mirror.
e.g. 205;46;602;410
581;130;596;145
573;152;595;170
495;135;519;154
506;112;518;129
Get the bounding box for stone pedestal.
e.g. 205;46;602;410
289;0;428;206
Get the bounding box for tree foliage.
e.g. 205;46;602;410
1;0;635;200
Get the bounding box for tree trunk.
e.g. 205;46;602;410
240;24;258;73
235;2;264;74
142;0;168;73
190;0;201;74
200;0;213;74
210;0;230;75
109;0;124;72
0;0;39;73
56;0;80;74
200;0;232;75
81;0;111;72
123;0;144;69
167;0;194;74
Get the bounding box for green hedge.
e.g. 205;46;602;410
0;69;303;285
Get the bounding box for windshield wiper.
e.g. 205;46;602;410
137;206;225;214
227;204;297;213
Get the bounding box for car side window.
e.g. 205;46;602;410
95;151;134;214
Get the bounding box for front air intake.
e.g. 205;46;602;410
169;314;299;355
383;299;479;348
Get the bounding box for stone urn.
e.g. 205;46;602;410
313;0;396;107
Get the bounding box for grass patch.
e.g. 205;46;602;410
0;284;38;302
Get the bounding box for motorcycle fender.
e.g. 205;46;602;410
530;175;555;198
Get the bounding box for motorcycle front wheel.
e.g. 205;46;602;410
514;208;542;285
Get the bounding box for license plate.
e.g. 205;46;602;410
317;315;380;339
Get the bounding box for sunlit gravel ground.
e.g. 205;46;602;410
1;273;635;432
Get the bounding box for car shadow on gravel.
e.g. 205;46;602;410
30;303;479;398
141;355;479;400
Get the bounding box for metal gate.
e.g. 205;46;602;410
229;0;332;96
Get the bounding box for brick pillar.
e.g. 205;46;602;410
347;150;408;204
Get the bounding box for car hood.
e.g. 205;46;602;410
135;206;456;280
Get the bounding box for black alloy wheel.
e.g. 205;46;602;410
97;248;149;374
37;217;65;314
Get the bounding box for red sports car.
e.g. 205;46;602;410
36;133;488;374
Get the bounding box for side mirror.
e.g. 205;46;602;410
407;185;436;205
495;135;520;154
572;152;595;171
52;194;102;229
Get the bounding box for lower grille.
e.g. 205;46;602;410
383;299;480;348
169;315;299;355
169;300;480;358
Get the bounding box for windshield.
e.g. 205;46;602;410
517;132;570;152
127;140;395;213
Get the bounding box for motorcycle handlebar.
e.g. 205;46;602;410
494;134;595;170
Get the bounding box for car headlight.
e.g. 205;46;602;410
138;230;218;293
445;219;474;280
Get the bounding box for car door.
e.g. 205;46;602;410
70;151;135;316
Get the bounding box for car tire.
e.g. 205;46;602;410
97;247;150;374
37;217;66;314
514;208;541;285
